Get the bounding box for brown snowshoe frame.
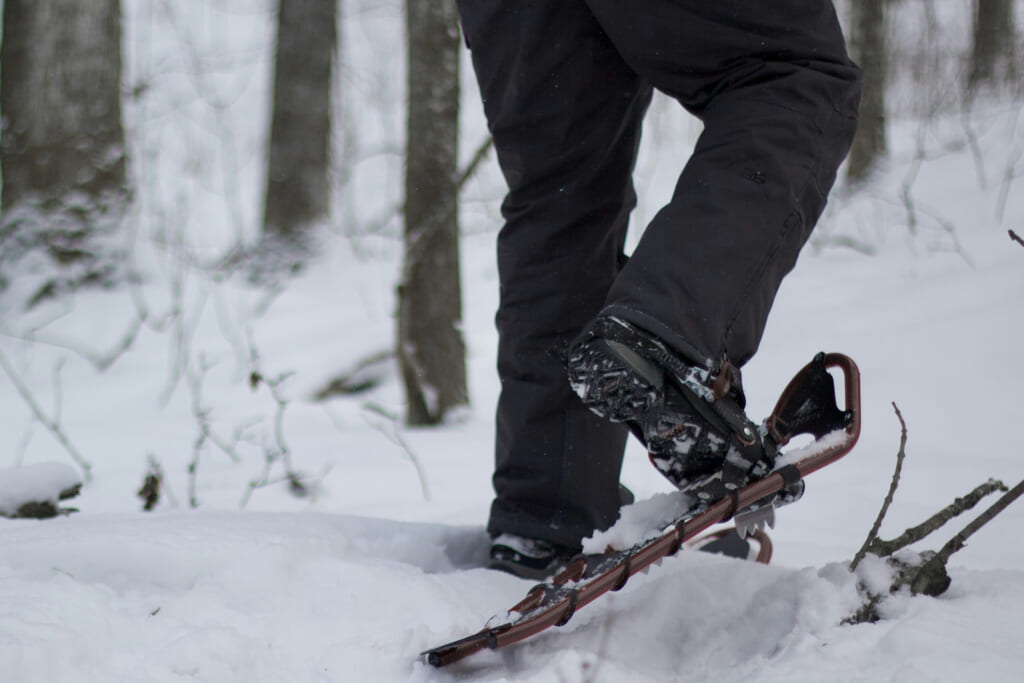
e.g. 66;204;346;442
423;352;861;668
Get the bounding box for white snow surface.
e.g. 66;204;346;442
2;3;1024;681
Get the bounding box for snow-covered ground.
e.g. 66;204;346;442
2;2;1024;681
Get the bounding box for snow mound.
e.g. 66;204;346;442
0;462;82;517
4;512;1024;682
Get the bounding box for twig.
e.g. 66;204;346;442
239;444;276;509
456;136;495;191
186;357;243;463
996;142;1023;223
851;403;907;571
900;131;926;235
867;479;1007;557
960;107;987;189
1010;229;1024;248
929;479;1024;567
240;331;307;506
907;479;1024;595
361;135;494;241
184;356;246;508
149;454;180;508
362;403;431;501
51;359;65;425
261;370;298;476
188;432;203;509
1;312;147;372
0;348;93;482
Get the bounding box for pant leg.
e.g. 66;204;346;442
586;0;861;368
457;0;652;548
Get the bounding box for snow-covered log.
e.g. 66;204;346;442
0;463;83;519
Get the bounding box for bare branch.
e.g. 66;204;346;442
0;349;93;482
1;312;146;372
455;136;495;191
362;402;431;501
361;135;493;241
851;403;907;570
184;355;248;508
867;479;1007;557
1010;229;1024;248
960;107;987;189
186;357;243;463
930;479;1024;566
996;142;1024;223
239;331;308;506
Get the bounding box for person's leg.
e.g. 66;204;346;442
586;0;861;369
457;1;653;548
564;0;860;498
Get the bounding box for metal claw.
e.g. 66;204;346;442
735;504;775;538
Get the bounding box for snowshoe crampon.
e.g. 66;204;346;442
422;352;860;668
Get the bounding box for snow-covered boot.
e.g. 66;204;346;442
566;316;786;506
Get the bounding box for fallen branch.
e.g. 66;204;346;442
866;478;1008;558
313;350;394;400
914;479;1024;593
848;406;1024;621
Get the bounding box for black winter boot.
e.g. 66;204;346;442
566;317;779;505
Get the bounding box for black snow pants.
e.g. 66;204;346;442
456;0;862;548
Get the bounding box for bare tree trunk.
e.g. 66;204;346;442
968;0;1017;90
262;0;337;254
846;0;888;185
1;0;128;304
1;0;126;210
397;0;467;426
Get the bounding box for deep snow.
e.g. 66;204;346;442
2;2;1024;681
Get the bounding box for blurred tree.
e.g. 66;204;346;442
0;0;128;304
968;0;1017;90
846;0;888;185
397;0;467;426
261;0;337;264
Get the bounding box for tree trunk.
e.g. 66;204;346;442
1;0;126;210
0;0;128;304
262;0;337;252
398;0;467;426
968;0;1017;90
846;0;888;185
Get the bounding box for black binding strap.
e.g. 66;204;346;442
555;590;579;627
777;464;802;487
667;520;687;556
611;554;632;592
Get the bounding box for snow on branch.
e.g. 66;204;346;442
0;462;82;519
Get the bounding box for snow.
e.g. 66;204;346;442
2;2;1024;681
583;492;693;553
0;463;81;516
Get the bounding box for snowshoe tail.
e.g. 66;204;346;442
688;526;773;564
422;352;860;668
